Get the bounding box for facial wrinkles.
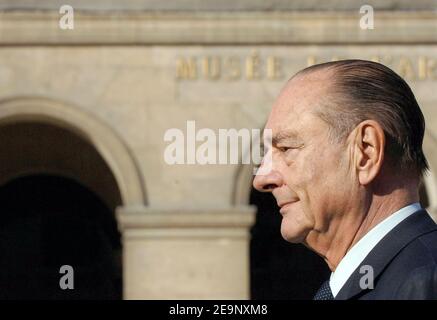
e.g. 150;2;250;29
276;136;314;237
273;76;347;237
290;137;324;238
321;140;368;262
304;134;349;249
310;181;333;235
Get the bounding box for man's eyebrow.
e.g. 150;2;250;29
271;130;301;145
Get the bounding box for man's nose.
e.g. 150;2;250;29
253;169;283;192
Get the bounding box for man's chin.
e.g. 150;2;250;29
280;227;306;243
279;208;309;243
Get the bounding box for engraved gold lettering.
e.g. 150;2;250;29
202;56;221;80
397;57;415;80
267;56;283;80
246;52;262;80
418;56;436;80
224;56;241;80
176;57;197;80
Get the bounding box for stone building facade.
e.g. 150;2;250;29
0;0;436;299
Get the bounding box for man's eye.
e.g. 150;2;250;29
278;146;302;154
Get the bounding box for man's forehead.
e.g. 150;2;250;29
265;70;333;130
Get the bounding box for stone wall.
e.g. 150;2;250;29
0;2;436;299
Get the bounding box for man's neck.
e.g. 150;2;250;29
349;196;418;250
317;188;419;271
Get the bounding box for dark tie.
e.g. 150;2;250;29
313;280;334;300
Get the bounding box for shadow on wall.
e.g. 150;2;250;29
0;175;122;299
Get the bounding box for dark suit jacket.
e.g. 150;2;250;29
335;209;437;300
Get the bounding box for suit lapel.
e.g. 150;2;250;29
335;209;437;300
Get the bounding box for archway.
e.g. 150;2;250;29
0;97;147;299
0;97;146;206
0;121;124;299
0;174;121;299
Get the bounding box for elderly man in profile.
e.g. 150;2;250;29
253;60;437;300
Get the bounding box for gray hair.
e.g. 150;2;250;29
297;59;429;178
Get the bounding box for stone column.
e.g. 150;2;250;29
117;206;255;299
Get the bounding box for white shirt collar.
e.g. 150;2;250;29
329;202;422;298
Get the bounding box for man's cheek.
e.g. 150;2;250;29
294;155;317;181
284;170;308;197
294;197;317;230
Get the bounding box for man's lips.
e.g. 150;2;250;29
278;200;299;215
278;200;299;208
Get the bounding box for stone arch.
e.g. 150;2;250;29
0;96;147;207
231;123;265;206
232;163;254;206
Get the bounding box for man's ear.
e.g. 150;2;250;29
353;120;385;185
